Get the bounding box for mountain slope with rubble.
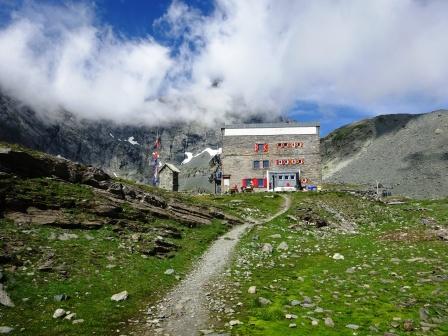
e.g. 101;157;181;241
321;111;448;199
0;142;245;335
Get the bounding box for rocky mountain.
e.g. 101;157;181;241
321;110;448;199
178;149;222;193
0;93;221;184
2;91;447;199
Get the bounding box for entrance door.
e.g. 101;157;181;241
270;172;300;191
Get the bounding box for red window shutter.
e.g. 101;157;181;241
252;178;258;187
254;144;259;152
263;178;267;188
242;179;247;187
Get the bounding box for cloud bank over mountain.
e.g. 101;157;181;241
0;0;447;125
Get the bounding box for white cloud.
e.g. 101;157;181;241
0;0;447;126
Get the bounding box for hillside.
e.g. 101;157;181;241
207;191;448;335
1;143;447;335
0;93;221;184
321;111;448;199
0;143;252;335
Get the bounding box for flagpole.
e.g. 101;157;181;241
152;130;161;186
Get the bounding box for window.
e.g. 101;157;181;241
254;143;269;152
279;175;283;180
263;160;269;168
257;178;264;187
253;160;260;169
290;175;295;180
284;175;289;180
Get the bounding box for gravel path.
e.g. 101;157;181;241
143;195;291;336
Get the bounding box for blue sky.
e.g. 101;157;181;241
96;0;213;38
0;0;447;135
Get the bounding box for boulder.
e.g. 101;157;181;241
258;297;271;306
0;327;13;334
53;308;66;319
261;243;273;254
0;284;14;307
277;241;289;251
111;291;128;302
332;253;344;260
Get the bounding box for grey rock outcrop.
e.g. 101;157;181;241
0;145;243;230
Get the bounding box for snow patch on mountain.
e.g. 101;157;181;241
181;148;222;165
182;152;194;165
127;136;139;145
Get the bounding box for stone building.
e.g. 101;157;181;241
220;122;321;192
159;163;180;191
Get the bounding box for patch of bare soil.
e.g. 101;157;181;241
380;229;438;242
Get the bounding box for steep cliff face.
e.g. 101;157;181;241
0;93;221;184
321;111;448;199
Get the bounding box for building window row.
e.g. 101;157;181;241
275;158;304;165
242;178;267;188
254;142;304;153
277;142;304;149
253;160;270;169
278;174;296;180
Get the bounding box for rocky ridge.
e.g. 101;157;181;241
321;111;448;199
0;144;242;260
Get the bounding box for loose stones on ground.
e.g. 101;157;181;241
0;327;13;334
228;320;243;326
346;324;359;330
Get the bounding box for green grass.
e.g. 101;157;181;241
0;217;227;335
220;192;448;335
0;175;287;335
195;192;285;220
331;123;369;142
2;177;95;209
2;170;447;335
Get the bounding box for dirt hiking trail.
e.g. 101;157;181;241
143;195;291;336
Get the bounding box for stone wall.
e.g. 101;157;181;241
159;169;178;191
221;132;321;192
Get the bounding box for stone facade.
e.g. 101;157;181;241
221;123;321;192
159;163;180;192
